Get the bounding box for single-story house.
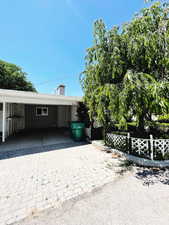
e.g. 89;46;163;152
0;85;82;142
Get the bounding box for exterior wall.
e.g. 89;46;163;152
57;106;71;128
0;103;25;135
71;105;78;121
25;105;58;129
10;104;25;134
25;105;72;129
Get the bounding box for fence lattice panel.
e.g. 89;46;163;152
105;132;169;160
106;133;127;151
131;137;150;158
153;139;169;157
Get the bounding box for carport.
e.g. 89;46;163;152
0;128;75;154
0;88;81;143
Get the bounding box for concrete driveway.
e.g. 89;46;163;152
0;143;118;225
14;167;169;225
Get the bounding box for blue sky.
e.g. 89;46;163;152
0;0;148;96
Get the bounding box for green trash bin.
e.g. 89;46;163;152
70;122;85;141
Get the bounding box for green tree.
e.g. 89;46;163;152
123;2;169;81
0;60;36;92
81;2;169;132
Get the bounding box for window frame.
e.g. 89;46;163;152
36;107;48;116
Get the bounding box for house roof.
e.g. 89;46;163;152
0;89;82;106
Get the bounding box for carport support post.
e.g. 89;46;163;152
2;102;6;142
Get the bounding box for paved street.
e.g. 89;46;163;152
0;143;118;225
15;167;169;225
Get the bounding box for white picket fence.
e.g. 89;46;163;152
106;133;169;160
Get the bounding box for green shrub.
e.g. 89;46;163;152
114;122;137;130
158;114;169;123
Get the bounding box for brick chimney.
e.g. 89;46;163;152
56;84;65;96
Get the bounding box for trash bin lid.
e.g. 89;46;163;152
71;122;85;129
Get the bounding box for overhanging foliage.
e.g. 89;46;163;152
81;2;169;131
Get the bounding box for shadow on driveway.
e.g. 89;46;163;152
135;167;169;186
0;128;87;160
0;141;87;160
114;158;169;186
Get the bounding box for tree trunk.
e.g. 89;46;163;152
138;114;145;134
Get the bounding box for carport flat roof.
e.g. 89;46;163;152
0;89;82;105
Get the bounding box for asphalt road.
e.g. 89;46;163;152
14;167;169;225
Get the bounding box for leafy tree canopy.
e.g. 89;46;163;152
0;60;36;92
81;2;169;131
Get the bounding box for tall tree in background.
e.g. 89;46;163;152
81;2;169;132
0;60;36;92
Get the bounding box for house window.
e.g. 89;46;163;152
36;107;48;116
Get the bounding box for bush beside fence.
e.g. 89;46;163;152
105;133;169;160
